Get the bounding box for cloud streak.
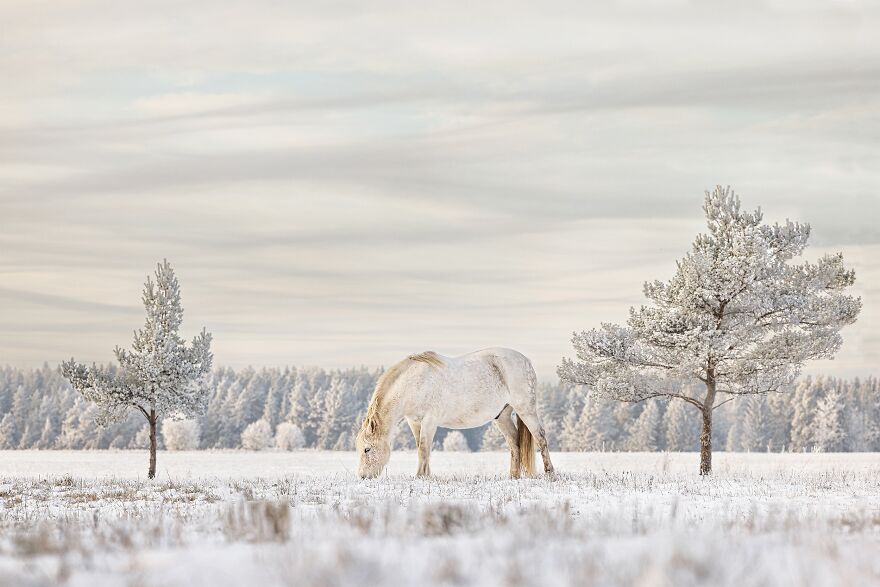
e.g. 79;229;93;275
1;1;878;377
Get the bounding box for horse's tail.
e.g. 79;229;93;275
516;414;535;477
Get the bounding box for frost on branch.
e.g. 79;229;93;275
558;186;860;473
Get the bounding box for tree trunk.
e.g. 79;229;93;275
148;410;157;480
700;376;717;476
699;408;712;475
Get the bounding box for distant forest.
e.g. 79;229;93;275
1;364;878;452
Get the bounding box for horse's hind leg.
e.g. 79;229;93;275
494;405;521;478
517;412;555;475
502;353;555;476
417;421;436;477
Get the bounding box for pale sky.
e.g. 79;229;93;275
1;1;878;379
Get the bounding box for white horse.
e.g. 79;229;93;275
356;348;555;479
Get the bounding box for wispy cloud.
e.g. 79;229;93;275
1;1;878;376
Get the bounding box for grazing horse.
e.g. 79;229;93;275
356;348;555;479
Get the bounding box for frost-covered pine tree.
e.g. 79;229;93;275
813;387;846;452
740;395;769;452
790;377;819;451
626;401;662;451
0;412;17;450
766;391;793;452
559;187;860;474
725;410;743;452
859;378;880;451
579;396;616;451
559;389;588;451
664;398;696;451
61;260;213;478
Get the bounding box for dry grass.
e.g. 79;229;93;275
1;456;880;586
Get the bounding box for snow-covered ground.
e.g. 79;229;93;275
2;451;880;587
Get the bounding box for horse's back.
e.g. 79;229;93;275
468;348;535;380
471;347;539;406
438;348;537;428
465;347;526;359
407;348;531;370
460;347;531;366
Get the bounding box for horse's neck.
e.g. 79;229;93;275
370;380;404;438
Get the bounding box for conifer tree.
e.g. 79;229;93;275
579;397;615;451
790;377;818;451
560;187;860;474
813;387;846;452
740;395;769;451
61;260;213;478
664;398;696;451
626;401;662;451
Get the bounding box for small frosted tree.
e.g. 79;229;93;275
61;260;213;478
626;401;662;451
559;187;860;474
241;419;272;450
790;378;819;450
274;422;306;451
740;395;769;452
813;388;846;452
0;413;18;450
442;430;470;452
665;397;697;451
579;397;616;451
162;419;201;451
559;392;588;451
766;391;793;452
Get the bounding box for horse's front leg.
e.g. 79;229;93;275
407;417;424;472
417;421;437;477
406;417;421;449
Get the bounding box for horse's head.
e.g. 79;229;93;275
356;418;391;479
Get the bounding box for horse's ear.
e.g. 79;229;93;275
367;418;376;433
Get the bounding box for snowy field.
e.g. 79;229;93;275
2;451;880;587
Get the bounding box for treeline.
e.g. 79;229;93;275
0;364;877;452
554;377;880;453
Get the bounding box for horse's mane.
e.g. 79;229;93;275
407;351;444;369
361;351;444;435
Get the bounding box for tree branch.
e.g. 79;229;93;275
134;404;149;420
614;391;703;410
712;397;738;410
